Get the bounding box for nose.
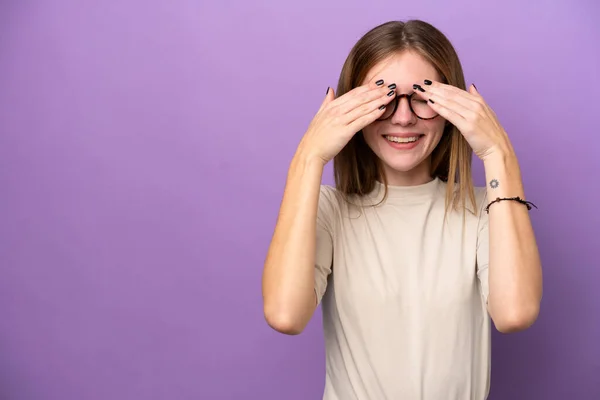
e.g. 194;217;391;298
390;95;417;126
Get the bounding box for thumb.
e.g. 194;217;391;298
318;87;335;111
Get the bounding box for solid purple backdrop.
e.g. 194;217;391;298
1;1;599;399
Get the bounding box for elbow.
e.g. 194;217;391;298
494;318;534;334
492;303;540;334
263;304;308;335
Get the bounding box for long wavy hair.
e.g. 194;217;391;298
333;20;477;215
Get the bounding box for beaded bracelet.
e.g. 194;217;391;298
484;196;538;214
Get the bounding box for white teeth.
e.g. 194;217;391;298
385;135;420;143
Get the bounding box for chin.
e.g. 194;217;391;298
380;155;428;173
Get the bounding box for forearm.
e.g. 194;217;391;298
483;152;543;332
262;151;325;334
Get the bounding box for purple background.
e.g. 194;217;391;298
1;1;599;399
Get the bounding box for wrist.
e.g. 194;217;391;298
292;147;327;170
482;146;516;167
290;149;326;178
483;151;524;197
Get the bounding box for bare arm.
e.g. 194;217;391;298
261;81;398;335
262;152;325;335
484;152;543;333
410;81;543;333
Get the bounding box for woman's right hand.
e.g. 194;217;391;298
296;79;397;165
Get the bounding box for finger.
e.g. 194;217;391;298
468;84;478;96
413;83;475;123
343;86;397;125
468;84;499;124
318;87;336;113
424;97;468;132
419;80;483;114
334;81;396;119
334;77;391;109
347;101;392;134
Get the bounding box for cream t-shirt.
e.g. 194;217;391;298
314;177;491;400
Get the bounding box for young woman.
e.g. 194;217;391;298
262;19;542;400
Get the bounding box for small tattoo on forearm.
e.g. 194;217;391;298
489;179;499;189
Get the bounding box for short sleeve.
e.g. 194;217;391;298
476;189;490;304
314;185;336;304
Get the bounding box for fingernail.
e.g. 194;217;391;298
326;87;330;94
387;90;395;96
424;79;432;85
376;79;384;86
413;84;425;92
429;99;435;104
472;83;478;91
387;83;396;89
379;105;386;110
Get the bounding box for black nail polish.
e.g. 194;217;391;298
388;83;396;90
379;105;386;110
326;87;330;94
429;99;435;104
387;90;395;97
413;84;425;92
424;79;432;85
472;83;478;91
376;79;384;86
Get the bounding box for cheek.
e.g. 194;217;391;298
423;119;446;139
362;124;378;137
361;125;382;147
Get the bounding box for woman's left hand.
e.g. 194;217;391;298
414;80;513;161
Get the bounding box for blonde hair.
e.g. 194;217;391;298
333;20;477;215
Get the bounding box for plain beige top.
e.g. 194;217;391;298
314;177;491;400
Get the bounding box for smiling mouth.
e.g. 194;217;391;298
384;134;424;144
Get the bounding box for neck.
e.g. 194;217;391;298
382;159;434;186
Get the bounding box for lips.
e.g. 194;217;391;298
382;133;424;150
384;134;424;143
384;133;423;138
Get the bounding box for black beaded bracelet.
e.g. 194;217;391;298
484;196;538;214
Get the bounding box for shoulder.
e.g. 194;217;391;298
472;184;489;224
318;184;362;213
318;184;343;213
437;179;488;216
317;185;344;232
474;185;488;210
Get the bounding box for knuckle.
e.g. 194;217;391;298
329;106;341;117
358;93;370;103
474;102;485;113
465;111;478;122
